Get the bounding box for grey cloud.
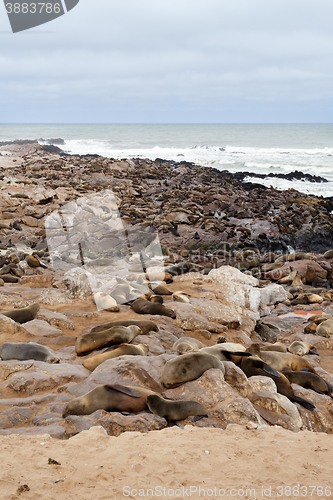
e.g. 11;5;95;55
1;0;333;121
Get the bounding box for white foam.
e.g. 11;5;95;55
62;140;333;198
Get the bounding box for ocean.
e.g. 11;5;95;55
1;123;333;198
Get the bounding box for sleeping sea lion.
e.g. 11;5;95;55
245;344;317;373
75;325;142;355
146;394;207;421
282;370;331;396
89;319;157;335
82;343;149;371
1;303;40;324
131;298;176;318
161;352;225;388
172;337;205;354
288;341;318;356
0;342;60;363
62;384;156;417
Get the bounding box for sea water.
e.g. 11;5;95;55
0;123;332;198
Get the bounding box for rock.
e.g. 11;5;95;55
266;260;327;282
94;411;167;437
67;354;176;397
22;319;64;337
170;302;228;333
20;275;54;288
36;309;75;330
0;405;40;429
222;361;253;398
0;314;24;334
39;289;74;305
163;368;264;428
63;268;93;299
0;425;66;438
247;376;303;431
2;362;89;395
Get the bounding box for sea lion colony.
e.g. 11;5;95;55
0;142;333;436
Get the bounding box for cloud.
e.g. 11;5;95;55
1;0;333;121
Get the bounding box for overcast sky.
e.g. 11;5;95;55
1;0;333;123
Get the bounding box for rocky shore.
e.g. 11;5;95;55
0;140;333;440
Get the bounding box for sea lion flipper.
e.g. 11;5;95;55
293;396;316;411
253;360;281;378
104;384;142;398
308;348;319;356
193;414;208;422
227;351;252;357
300;367;310;372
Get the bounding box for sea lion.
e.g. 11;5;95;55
146;394;207;421
164;262;202;276
239;355;315;411
161;352;225;388
199;344;249;364
145;271;173;283
259;342;288;353
245;344;317;373
316;319;333;337
0;275;19;283
131;298;176;318
0;342;60;363
75;325;142;355
1;302;40;324
149;295;164;304
288;341;318;356
282;370;331;396
62;384;156;417
82;343;149;371
172;337;205;354
151;284;172;295
89;319;158;336
172;291;190;303
25;255;40;268
93;292;119;312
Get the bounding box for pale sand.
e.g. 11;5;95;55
1;425;332;500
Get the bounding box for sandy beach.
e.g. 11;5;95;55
1;425;333;500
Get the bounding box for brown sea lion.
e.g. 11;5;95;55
151;284;172;295
62;384;156;417
75;325;142;355
1;302;40;324
146;394;207;421
0;342;60;363
282;370;331;396
288;341;318;356
259;342;288;353
89;319;158;335
245;344;317;373
199;344;247;364
172;337;205;354
239;355;315;411
131;298;176;318
149;295;164;304
161;352;225;388
172;291;191;303
82;343;149;371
